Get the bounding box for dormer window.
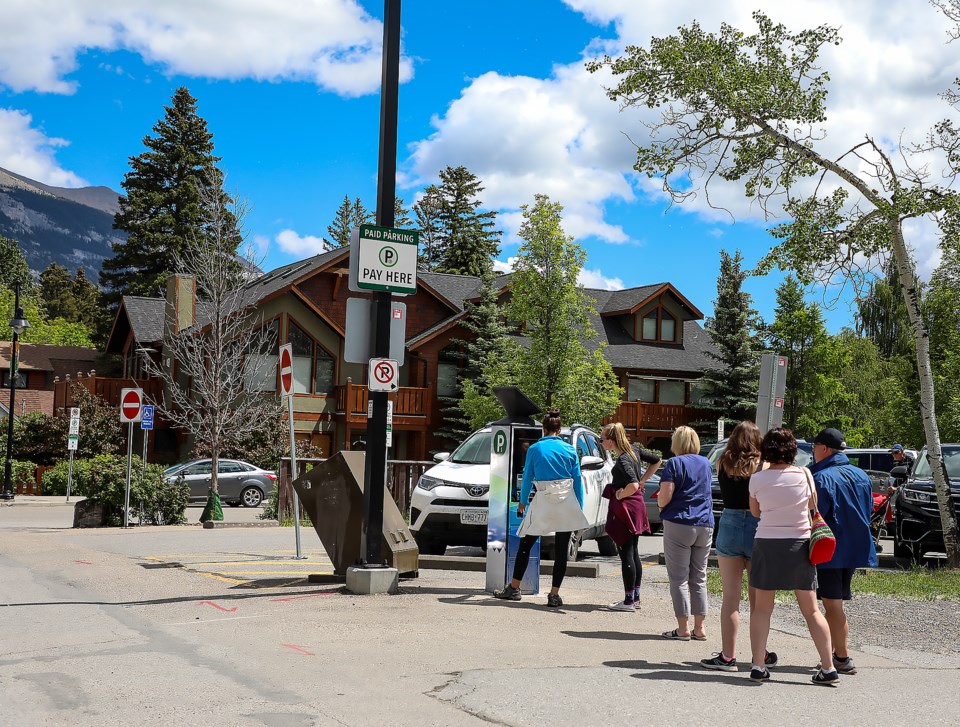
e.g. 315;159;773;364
640;305;677;343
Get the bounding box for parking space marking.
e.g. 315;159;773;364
215;571;335;576
198;601;238;612
281;644;315;656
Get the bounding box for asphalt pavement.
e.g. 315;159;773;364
0;500;957;726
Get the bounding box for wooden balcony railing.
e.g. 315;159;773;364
54;374;164;413
602;401;713;432
334;381;431;426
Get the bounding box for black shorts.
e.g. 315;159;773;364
816;567;855;600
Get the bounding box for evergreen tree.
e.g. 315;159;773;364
326;195;354;247
351;197;373;229
436;271;510;444
0;235;31;291
856;258;916;359
394;196;412;228
698;250;760;424
101;87;238;311
413;185;443;270
70;267;101;332
39;262;73;319
431;166;500;277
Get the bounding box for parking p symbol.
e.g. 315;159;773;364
379;246;398;267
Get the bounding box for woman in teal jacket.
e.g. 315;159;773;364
494;408;587;608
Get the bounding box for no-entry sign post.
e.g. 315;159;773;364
119;388;143;527
278;344;304;559
66;407;80;502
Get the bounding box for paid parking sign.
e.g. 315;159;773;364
354;224;418;295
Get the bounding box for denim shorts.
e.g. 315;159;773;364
715;508;760;559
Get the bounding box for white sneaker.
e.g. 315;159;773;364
607;599;636;612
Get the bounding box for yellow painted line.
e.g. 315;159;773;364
215;571;335;576
195;572;250;586
172;560;332;567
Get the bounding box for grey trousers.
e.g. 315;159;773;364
662;520;713;618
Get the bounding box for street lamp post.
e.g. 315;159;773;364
1;282;30;501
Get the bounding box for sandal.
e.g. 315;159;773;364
691;632;707;641
661;629;691;641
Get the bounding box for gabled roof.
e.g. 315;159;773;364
598;282;703;318
0;343;98;372
417;271;483;312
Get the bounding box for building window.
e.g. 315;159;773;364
2;371;25;389
639;304;678;342
244;319;279;392
627;378;656;403
642;310;658;340
288;318;336;396
661;311;676;341
660;380;685;405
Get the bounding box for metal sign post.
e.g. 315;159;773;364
119;388;143;528
66;407;80;502
279;344;304;559
357;0;405;570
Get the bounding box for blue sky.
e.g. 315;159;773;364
2;0;958;332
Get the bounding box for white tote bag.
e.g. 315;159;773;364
517;478;589;537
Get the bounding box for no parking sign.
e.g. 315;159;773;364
368;358;398;392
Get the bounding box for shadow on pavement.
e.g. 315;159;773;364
604;658;822;685
0;586;343;609
562;630;665;642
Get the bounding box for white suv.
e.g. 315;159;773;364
410;424;620;559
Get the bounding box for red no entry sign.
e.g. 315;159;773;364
119;388;143;423
279;344;294;397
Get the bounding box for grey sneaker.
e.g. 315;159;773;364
608;599;636;612
832;654;857;674
493;584;521;601
546;593;563;608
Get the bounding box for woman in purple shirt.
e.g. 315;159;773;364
658;426;714;641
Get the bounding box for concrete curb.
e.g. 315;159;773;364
200;520;280;529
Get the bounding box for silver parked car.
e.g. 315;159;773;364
163;459;276;507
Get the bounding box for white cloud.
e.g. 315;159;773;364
0;0;412;96
578;267;624;290
0;109;86;187
275;229;330;257
410;0;960;278
492;257;624;291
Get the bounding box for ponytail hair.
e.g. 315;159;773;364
601;422;638;461
542;408;562;434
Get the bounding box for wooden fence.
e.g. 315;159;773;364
277;457;433;522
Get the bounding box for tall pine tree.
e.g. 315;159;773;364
101;87;238;311
413;185;443;270
698;250;760;424
427;166;500;276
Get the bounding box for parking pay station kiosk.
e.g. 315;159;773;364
486;387;543;594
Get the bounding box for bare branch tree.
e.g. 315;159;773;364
140;176;282;509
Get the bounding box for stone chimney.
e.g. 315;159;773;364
165;274;197;335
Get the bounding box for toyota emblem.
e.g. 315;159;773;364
469;485;487;497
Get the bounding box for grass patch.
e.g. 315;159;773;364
706;566;960;602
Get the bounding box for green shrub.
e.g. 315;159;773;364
42;454;188;525
11;460;38;491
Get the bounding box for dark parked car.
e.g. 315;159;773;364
163;459;277;507
893;444;960;560
707;438;815;523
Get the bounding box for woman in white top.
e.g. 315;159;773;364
748;428;837;686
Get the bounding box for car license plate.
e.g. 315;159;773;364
460;509;487;525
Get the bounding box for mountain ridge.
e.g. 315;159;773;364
0;166;124;281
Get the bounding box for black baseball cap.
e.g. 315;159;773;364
813;428;846;450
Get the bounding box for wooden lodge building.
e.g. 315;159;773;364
69;247;716;462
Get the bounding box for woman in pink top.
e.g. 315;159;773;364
748;428;838;686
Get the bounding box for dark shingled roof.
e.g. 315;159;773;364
418;271;483;311
121;296;165;344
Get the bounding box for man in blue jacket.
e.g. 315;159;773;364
810;428;879;676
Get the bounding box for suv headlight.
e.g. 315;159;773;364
902;488;931;503
417;475;444;491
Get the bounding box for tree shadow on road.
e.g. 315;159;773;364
562;630;665;641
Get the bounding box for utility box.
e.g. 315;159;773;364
293;451;419;576
486;387;543;594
